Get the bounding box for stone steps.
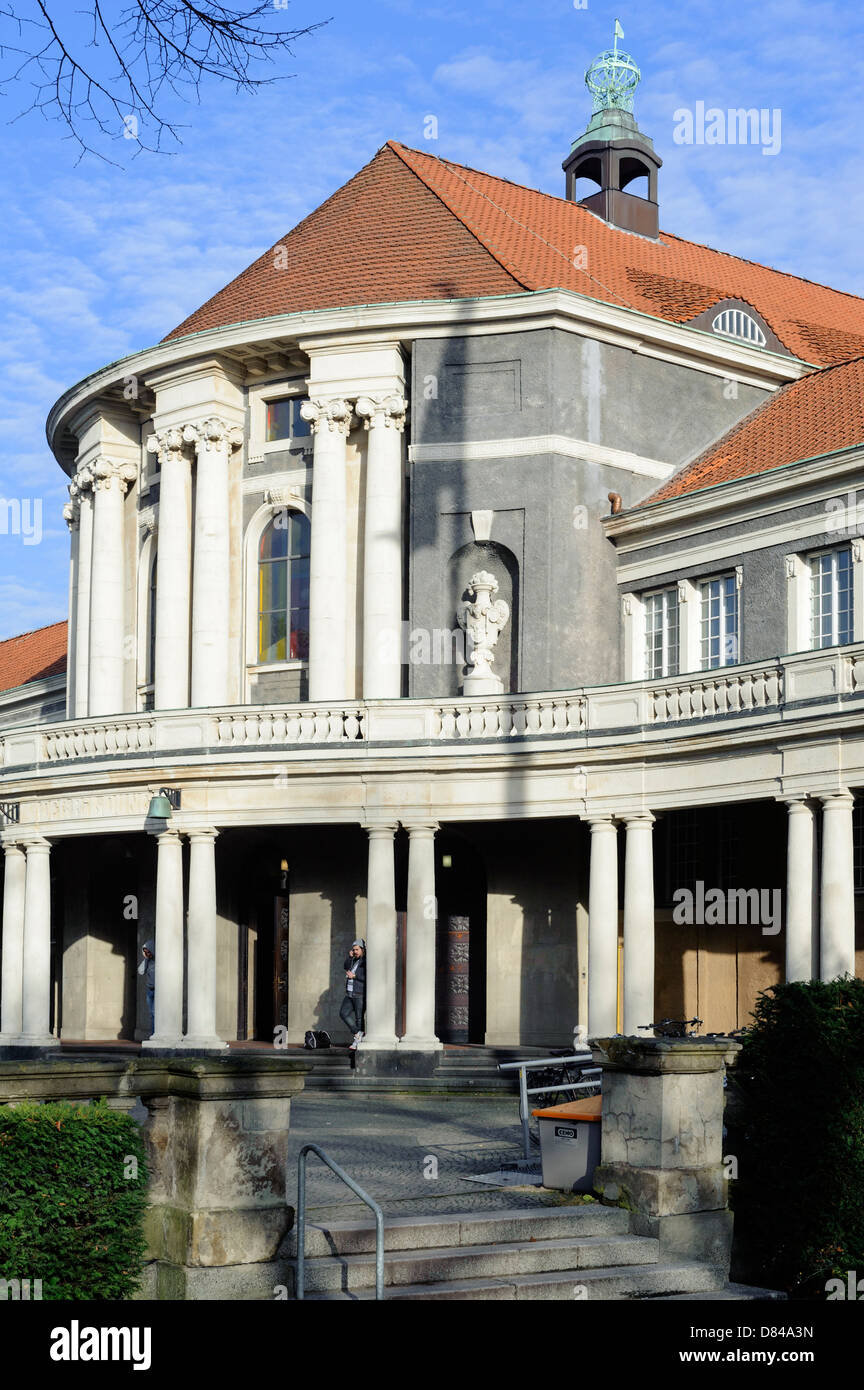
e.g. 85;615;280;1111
286;1203;735;1301
302;1261;725;1301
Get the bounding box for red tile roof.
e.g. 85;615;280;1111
641;356;864;506
0;621;67;694
166;141;864;367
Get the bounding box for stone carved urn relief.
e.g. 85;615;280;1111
456;570;510;696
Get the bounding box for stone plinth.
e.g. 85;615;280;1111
0;1056;306;1301
591;1036;740;1272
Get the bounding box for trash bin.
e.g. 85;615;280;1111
531;1096;602;1193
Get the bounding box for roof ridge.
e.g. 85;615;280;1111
0;618;67;647
389;141;636;313
386;141;531;292
390;140;864;312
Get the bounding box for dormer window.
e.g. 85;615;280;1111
711;308;766;347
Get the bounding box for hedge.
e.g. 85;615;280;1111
731;977;864;1298
0;1099;149;1300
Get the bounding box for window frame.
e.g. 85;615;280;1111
808;544;854;650
699;571;741;670
711;308;767;347
247;378;313;466
643;584;680;679
256;508;311;667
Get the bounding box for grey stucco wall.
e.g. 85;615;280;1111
407;328;770;695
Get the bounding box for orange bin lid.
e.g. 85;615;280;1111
531;1095;602;1123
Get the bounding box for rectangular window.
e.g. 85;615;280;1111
265;397;311;444
700;574;739;669
644;587;679;678
809;546;853;649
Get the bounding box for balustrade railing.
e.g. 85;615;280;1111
1;645;861;769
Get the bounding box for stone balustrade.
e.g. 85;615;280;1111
1;644;862;770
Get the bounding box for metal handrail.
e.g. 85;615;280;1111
498;1054;602;1160
296;1143;385;1301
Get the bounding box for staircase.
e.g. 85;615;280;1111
285;1205;778;1301
295;1044;549;1093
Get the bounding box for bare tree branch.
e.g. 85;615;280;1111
0;0;327;163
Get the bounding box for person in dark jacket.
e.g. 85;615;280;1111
138;940;155;1034
339;939;366;1048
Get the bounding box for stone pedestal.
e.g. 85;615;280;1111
591;1036;739;1272
0;1056;306;1301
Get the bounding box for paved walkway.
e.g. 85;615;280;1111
284;1093;586;1221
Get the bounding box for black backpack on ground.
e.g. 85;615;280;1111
304;1029;331;1050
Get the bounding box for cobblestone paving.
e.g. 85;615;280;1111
284;1094;580;1221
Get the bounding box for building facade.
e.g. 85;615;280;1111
2;46;864;1059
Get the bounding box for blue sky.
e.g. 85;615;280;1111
1;0;863;641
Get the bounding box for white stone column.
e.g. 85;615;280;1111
355;394;406;699
399;822;441;1050
63;498;80;719
587;817;619;1038
819;792;856;981
88;457;137;716
73;470;94;718
622;813;655;1036
785;799;816;982
184;828;226;1050
301;398;353;701
360;824;399;1048
20;838;55;1046
148;427;192;710
142;830;185;1049
0;843;27;1043
188;418;240;708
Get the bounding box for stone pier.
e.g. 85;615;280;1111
0;1056;306;1300
591;1036;740;1272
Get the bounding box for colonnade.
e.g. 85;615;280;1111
0;795;858;1049
584;793;858;1036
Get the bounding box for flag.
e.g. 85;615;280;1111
614;19;624;39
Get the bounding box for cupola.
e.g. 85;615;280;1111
563;21;662;240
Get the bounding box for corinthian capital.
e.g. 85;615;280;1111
146;427;188;465
71;463;94;495
63;500;79;531
355;393;407;433
184;416;244;454
92;458;138;493
300;398;354;435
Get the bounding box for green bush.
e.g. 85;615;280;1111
731;977;864;1297
0;1099;149;1300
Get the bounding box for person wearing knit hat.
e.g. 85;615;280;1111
339;940;366;1048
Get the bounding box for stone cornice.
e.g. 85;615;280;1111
46;288;807;470
410;434;673;480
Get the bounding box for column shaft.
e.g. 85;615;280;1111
400;823;441;1048
143;831;185;1047
190;423;234;706
152;434;192;709
361;826;398;1047
305;401;350;701
587;818;619;1038
820;793;856;980
622;815;655;1035
0;845;27;1041
89;466;130;715
74;488;94;718
20;840;54;1044
65;512;79;719
184;830;226;1048
358;397;405;698
785;800;815;982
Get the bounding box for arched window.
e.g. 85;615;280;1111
148;555;157;683
711;308;766;346
257;510;311;663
